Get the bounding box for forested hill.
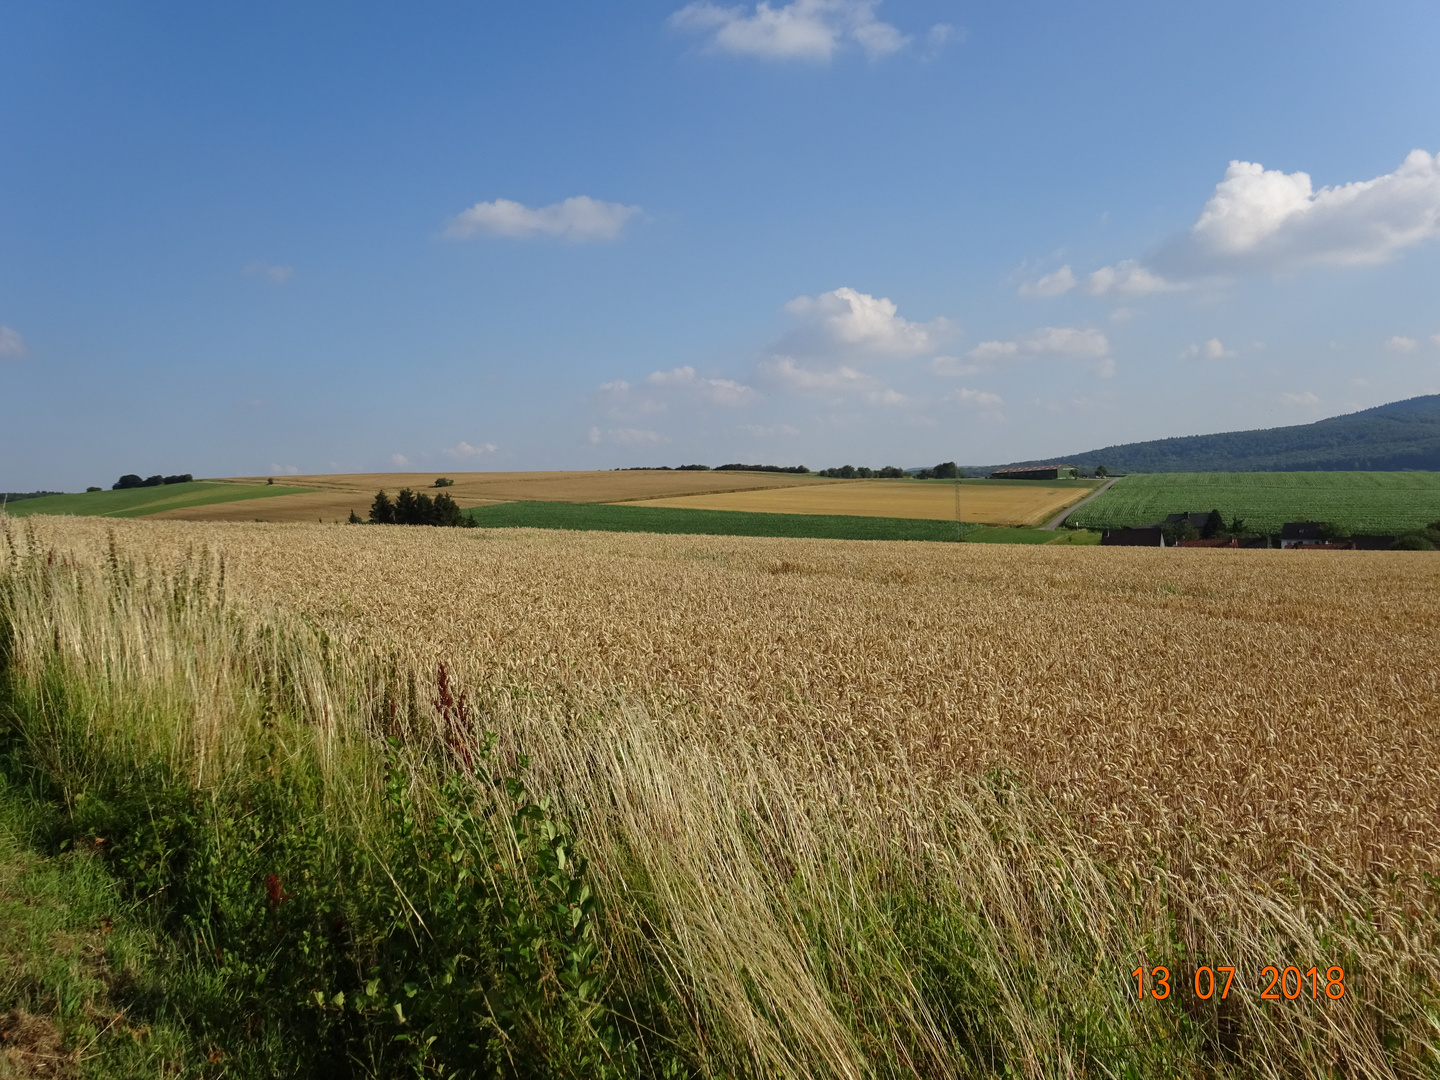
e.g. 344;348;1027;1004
981;395;1440;474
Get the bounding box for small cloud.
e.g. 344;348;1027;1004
270;463;301;475
761;355;873;394
244;262;294;284
1095;357;1118;378
1351;377;1370;387
645;365;758;405
930;355;985;377
589;426;669;447
598;379;631;392
1085;260;1179;296
1018;265;1076;298
1431;333;1440;348
0;325;28;358
781;286;947;357
445;196;641;242
390;453;411;467
1281;391;1320;406
946;387;1003;410
1109;307;1136;323
1386;335;1419;354
740;422;800;437
444;441;498;459
968;326;1109;361
1181;337;1236;360
922;22;958;60
669;0;910;62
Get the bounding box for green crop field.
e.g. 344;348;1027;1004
467;501;1099;545
1067;471;1440;534
467;500;975;540
1;481;313;519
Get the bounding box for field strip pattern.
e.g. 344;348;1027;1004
621;480;1095;525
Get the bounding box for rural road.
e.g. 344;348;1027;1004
1040;477;1120;530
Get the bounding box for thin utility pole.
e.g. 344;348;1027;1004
954;472;962;543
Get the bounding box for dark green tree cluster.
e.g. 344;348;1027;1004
713;463;809;473
913;462;961;480
365;488;474;527
433;477;454;487
113;473;193;489
1393;521;1440;550
817;465;906;479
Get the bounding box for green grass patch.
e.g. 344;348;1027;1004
1;482;312;519
467;500;980;541
1068;471;1440;535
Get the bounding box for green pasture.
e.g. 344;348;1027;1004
1;481;312;519
1067;471;1440;535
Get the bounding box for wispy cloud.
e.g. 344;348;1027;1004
390;453;411;467
0;325;27;358
1281;391;1320;406
1084;260;1179;296
968;326;1110;361
669;0;920;61
1018;265;1076;298
1385;335;1418;354
588;426;670;447
445;196;642;242
244;262;294;284
1181;337;1236;360
646;365;758;405
444;441;498;459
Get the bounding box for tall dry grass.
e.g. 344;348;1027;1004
3;515;1439;1077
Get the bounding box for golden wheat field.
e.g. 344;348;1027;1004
157;470;837;523
623;478;1096;524
16;515;1440;881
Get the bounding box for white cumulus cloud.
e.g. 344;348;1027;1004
1281;391;1320;406
968;326;1110;361
1018;265;1076;298
1182;338;1236;360
669;0;910;61
0;325;27;358
390;454;411;467
445;196;641;242
1155;149;1440;275
591;427;670;447
781;286;947;357
1385;336;1419;354
444;441;498;459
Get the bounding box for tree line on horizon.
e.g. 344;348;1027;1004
113;473;193;489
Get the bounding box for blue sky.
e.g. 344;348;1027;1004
3;0;1440;488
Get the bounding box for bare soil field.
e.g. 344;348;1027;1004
151;470;836;523
625;478;1095;525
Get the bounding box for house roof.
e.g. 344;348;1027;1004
1279;521;1326;540
992;464;1076;474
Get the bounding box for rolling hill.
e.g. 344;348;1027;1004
978;394;1440;474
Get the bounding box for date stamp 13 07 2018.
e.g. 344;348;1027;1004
1133;965;1346;1002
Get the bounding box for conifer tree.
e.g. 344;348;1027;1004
369;489;396;524
394;488;420;525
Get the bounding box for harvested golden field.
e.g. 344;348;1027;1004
623;478;1096;525
159;470;836;522
17;516;1439;879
